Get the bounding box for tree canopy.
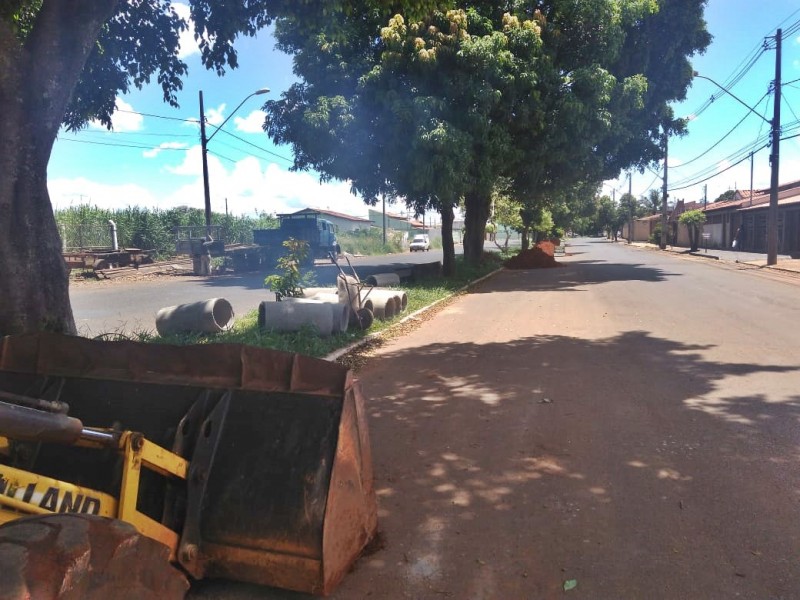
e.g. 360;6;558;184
265;0;710;267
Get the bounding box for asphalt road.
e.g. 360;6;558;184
69;249;452;336
192;237;800;599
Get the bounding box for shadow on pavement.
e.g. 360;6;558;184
189;330;800;599
469;260;680;294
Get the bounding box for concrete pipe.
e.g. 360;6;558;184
336;274;364;311
370;294;397;321
155;298;235;336
286;298;350;333
370;289;408;313
309;292;341;304
301;287;337;299
259;300;348;336
364;272;400;287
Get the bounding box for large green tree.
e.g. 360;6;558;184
265;1;710;269
0;0;440;335
266;8;546;272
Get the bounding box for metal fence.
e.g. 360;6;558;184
59;223;112;252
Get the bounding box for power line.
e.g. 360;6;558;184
675;92;768;168
668;143;768;192
57;137;189;151
216;128;294;164
115;108;195;124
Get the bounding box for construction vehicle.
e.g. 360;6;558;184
0;333;377;598
174;214;341;274
227;212;341;272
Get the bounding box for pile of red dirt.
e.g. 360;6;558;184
504;242;562;270
536;240;556;257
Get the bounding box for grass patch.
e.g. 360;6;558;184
135;254;502;358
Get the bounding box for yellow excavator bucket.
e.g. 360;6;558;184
0;333;377;595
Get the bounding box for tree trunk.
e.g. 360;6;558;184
440;204;455;277
0;0;119;335
690;226;699;252
462;191;490;265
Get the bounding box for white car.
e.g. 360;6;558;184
409;234;430;252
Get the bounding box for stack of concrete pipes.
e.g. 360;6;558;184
257;272;408;336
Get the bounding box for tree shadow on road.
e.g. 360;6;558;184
337;331;800;599
190;331;800;600
470;260;681;293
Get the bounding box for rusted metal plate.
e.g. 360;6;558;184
0;333;378;595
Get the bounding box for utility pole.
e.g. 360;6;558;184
767;28;781;265
661;129;668;250
382;194;386;245
627;172;633;244
199;91;212;235
199;87;269;237
703;184;707;209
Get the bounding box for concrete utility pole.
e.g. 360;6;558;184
661;130;669;250
199;88;269;235
767;28;782;265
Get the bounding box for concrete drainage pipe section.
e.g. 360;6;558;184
259;300;349;336
369;294;397;320
309;292;341;304
370;289;408;313
337;275;366;311
301;287;337;299
155;298;235;336
364;272;400;287
369;288;408;319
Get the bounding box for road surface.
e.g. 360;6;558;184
69;249;450;336
192;237;800;599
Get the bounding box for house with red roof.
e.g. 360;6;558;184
701;179;800;253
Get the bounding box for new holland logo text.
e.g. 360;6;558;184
0;474;101;515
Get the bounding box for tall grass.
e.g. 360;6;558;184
56;205;277;259
338;228;404;255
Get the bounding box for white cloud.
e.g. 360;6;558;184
204;103;227;127
164;151;372;217
51;151;373;219
234;110;267;134
48;177;161;212
143;141;189;159
172;3;199;60
89;98;143;132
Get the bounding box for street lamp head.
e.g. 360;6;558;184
254;87;270;95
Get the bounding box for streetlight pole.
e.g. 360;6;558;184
692;29;782;264
199;87;270;235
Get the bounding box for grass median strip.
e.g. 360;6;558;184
136;254;504;358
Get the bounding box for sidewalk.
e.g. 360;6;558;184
629;241;800;275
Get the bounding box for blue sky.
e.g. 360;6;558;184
48;1;800;219
609;0;800;205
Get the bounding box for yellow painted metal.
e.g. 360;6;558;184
0;431;188;559
140;436;189;480
117;432;188;558
0;464;117;521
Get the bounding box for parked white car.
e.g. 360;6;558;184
409;234;430;252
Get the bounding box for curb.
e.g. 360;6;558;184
323;266;505;363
